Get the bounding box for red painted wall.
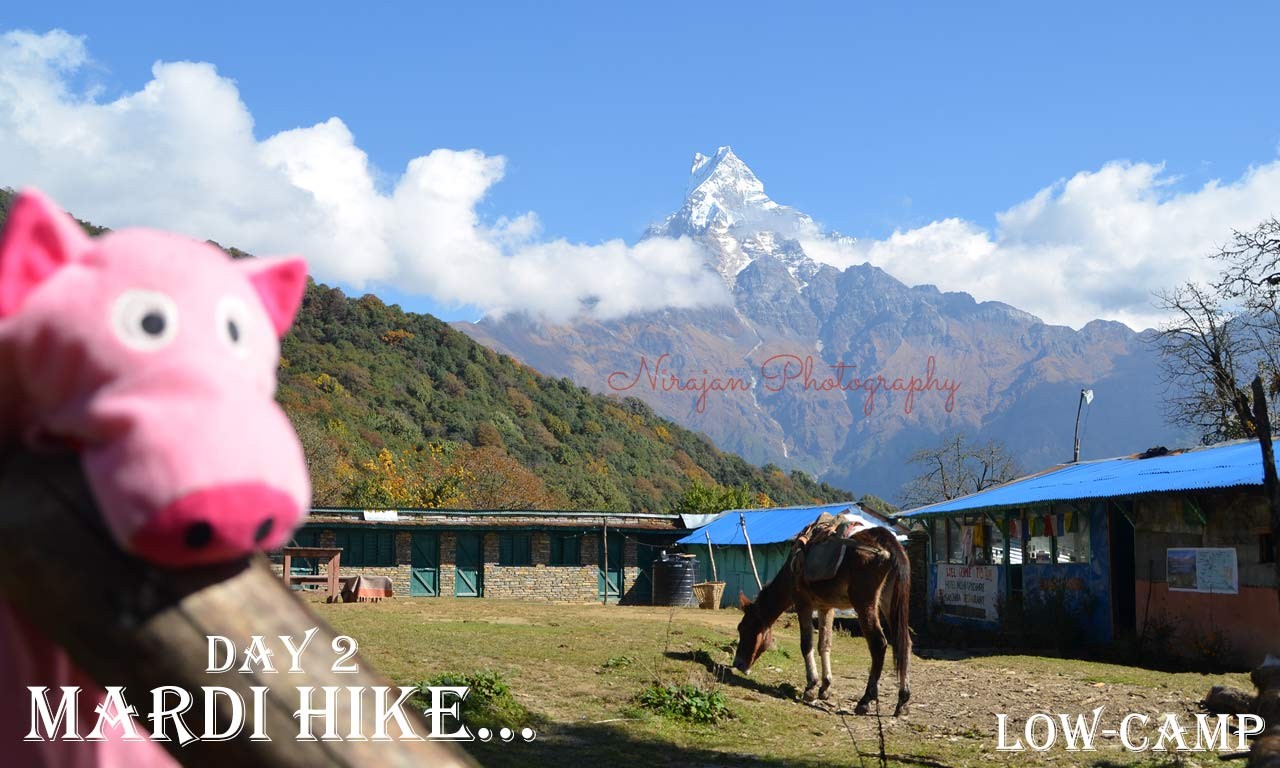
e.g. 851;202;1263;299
1136;579;1280;667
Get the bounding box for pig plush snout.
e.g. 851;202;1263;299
129;482;297;566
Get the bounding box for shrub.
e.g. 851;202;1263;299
636;683;731;724
601;655;635;670
417;670;528;732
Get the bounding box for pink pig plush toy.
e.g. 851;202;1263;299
0;189;312;765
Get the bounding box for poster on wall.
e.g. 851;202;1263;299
937;563;999;621
1167;547;1238;594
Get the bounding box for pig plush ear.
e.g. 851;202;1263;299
239;256;308;337
0;189;91;317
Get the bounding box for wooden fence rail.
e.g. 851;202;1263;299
0;449;474;767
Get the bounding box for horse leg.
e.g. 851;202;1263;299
797;600;819;702
855;602;887;716
817;608;835;700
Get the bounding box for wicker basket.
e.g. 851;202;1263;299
691;581;726;610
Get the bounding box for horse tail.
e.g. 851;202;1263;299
863;527;912;673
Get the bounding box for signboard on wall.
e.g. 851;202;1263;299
937;563;998;621
363;510;400;522
1167;547;1238;594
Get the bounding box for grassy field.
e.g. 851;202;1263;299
313;597;1253;768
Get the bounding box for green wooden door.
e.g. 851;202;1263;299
410;532;439;597
454;533;483;597
633;540;658;605
597;532;624;603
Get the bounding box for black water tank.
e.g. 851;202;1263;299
651;552;698;607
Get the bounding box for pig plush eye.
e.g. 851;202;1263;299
215;295;252;357
111;289;180;350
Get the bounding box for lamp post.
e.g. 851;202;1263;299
1073;388;1094;463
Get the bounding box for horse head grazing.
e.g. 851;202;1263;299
732;590;773;674
0;188;311;566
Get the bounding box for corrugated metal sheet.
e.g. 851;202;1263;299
675;502;888;546
898;439;1280;518
678;512;726;530
683;542;792;605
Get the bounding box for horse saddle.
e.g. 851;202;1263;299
802;539;848;583
796;512;886;583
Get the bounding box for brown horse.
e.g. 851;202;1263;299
732;525;912;716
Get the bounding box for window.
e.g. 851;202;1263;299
930;518;973;564
1027;511;1054;565
550;533;580;566
333;529;396;567
498;533;533;566
985;520;1004;565
930;520;948;563
1263;533;1276;565
947;518;965;563
1056;510;1091;564
1005;514;1024;565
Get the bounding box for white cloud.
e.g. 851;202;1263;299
802;160;1280;330
0;30;728;322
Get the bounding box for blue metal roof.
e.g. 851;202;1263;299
898;439;1280;518
676;502;889;546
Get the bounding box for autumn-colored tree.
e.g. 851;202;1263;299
453;445;566;510
345;446;470;508
379;329;415;346
474;422;504;448
290;416;352;506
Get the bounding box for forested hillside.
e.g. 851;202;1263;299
0;189;853;512
279;283;852;510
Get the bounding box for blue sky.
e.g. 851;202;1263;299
4;2;1280;326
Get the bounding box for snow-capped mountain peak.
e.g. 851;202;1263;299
652;146;834;287
684;146;774;218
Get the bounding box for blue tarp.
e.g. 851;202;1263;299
675;502;889;546
898;439;1280;518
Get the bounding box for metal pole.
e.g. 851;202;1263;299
1073;389;1086;462
705;530;718;582
601;519;609;605
739;511;762;591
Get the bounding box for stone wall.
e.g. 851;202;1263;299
314;529;413;596
483;531;614;602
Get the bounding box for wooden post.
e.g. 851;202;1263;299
1247;376;1280;768
1252;376;1280;613
0;450;474;767
739;511;762;591
704;530;718;582
601;519;609;605
327;550;340;603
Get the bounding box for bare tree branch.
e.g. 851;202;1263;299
899;432;1020;508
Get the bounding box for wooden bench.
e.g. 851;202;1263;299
281;546;345;602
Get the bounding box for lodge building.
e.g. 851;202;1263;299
897;439;1280;667
278;508;685;604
